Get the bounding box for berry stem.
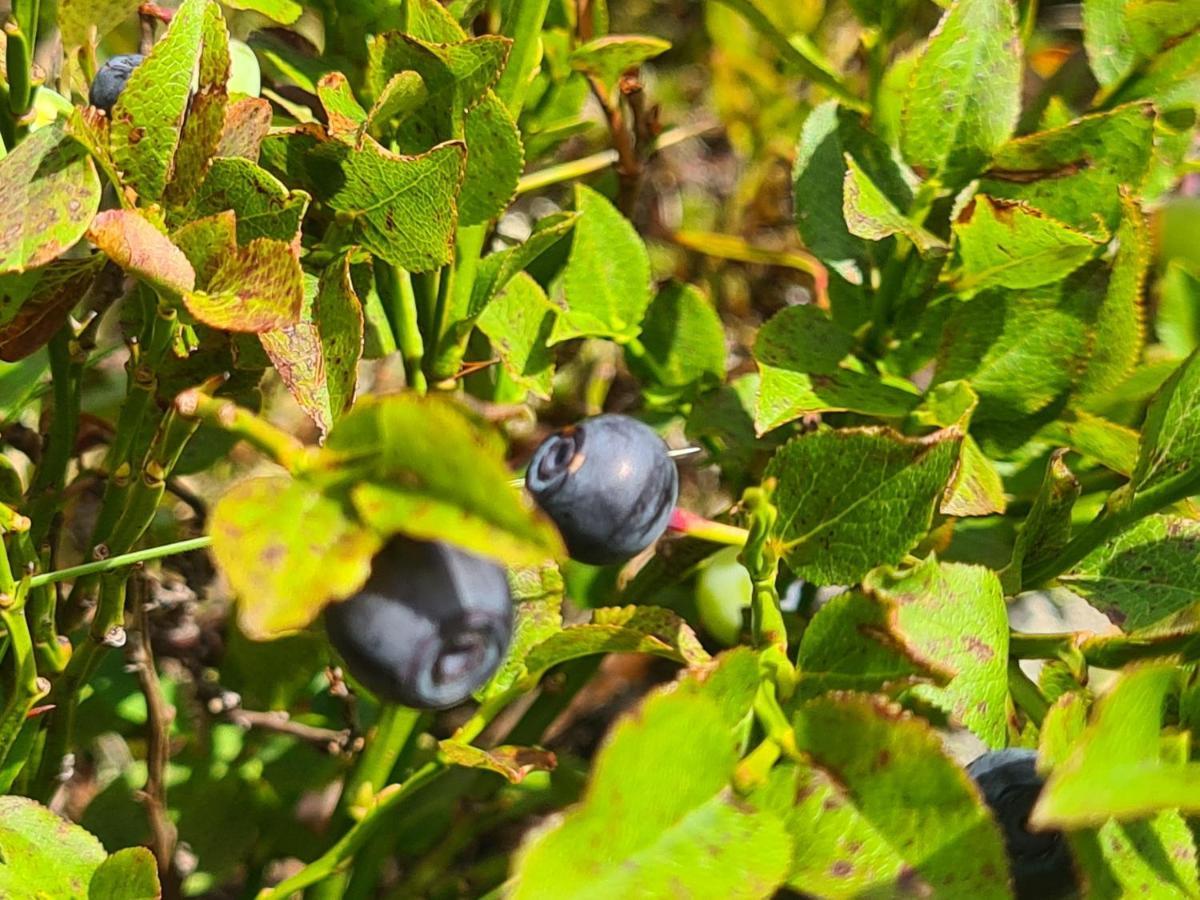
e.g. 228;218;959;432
667;508;750;546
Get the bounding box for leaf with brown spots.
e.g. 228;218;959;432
511;653;792;899
173;210;238;287
790;693;1013;898
864;557;1010;747
183;237;303;333
217;97;273;160
88;209;196;297
186;157;310;245
260;252;363;436
0;122;101;274
210;476;382;639
317;72;368;142
766;426;961;585
438;741;556;784
163;0;231;208
110;0;208;202
0;256;104;361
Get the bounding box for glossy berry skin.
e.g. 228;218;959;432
525;414;679;565
968;749;1075;900
324;536;513;710
88;54;145;114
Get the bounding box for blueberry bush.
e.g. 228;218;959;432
1;0;1199;896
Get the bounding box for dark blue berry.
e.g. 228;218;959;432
525;414;679;565
967;749;1075;900
89;54;145;114
324;536;513;709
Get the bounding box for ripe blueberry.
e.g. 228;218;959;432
525;414;679;565
967;749;1075;900
88;54;146;114
324;536;513;710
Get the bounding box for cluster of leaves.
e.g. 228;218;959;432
1;0;1200;896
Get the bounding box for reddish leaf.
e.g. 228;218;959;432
0;257;103;361
88;209;196;296
183;238;303;332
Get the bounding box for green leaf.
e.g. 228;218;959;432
915;380;1007;517
261;252;364;435
1076;195;1150;401
791;693;1012;897
164;0;231;208
467;212;577;319
1038;409;1140;476
979;103;1156;236
1039;688;1200;896
88;847;160;900
950;195;1101;291
511;653;789;900
0;256;104;362
630;281;726;393
0;796;106;897
1008;449;1080;593
110;0;208;202
479;563;564;701
323;137;467;273
87;209;196;297
367;32;511;153
187;157;310;245
568;35;671;95
183;238;303;333
792;101;869;283
900;0;1021;186
1083;0;1136;86
365;72;429;137
58;0;141;48
766;427;961;584
317;72;369;142
863;557;1010;746
0;122;101;274
321;393;564;567
1133;348;1200;493
1075;813;1200;899
459;92;525;226
1033;664;1200;827
521;606;710;681
223;0;301;23
551;185;652;344
843;155;947;255
754;305;921;433
794;590;943;699
934;269;1102;423
1158;262;1200;359
477;271;557;399
1060;515;1200;630
210;476;382;640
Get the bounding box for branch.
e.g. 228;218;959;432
224;708;352;753
126;576;180;899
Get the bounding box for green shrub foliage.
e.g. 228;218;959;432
1;0;1199;896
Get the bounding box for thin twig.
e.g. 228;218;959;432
225;708;352;753
587;73;642;216
127;575;180;899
